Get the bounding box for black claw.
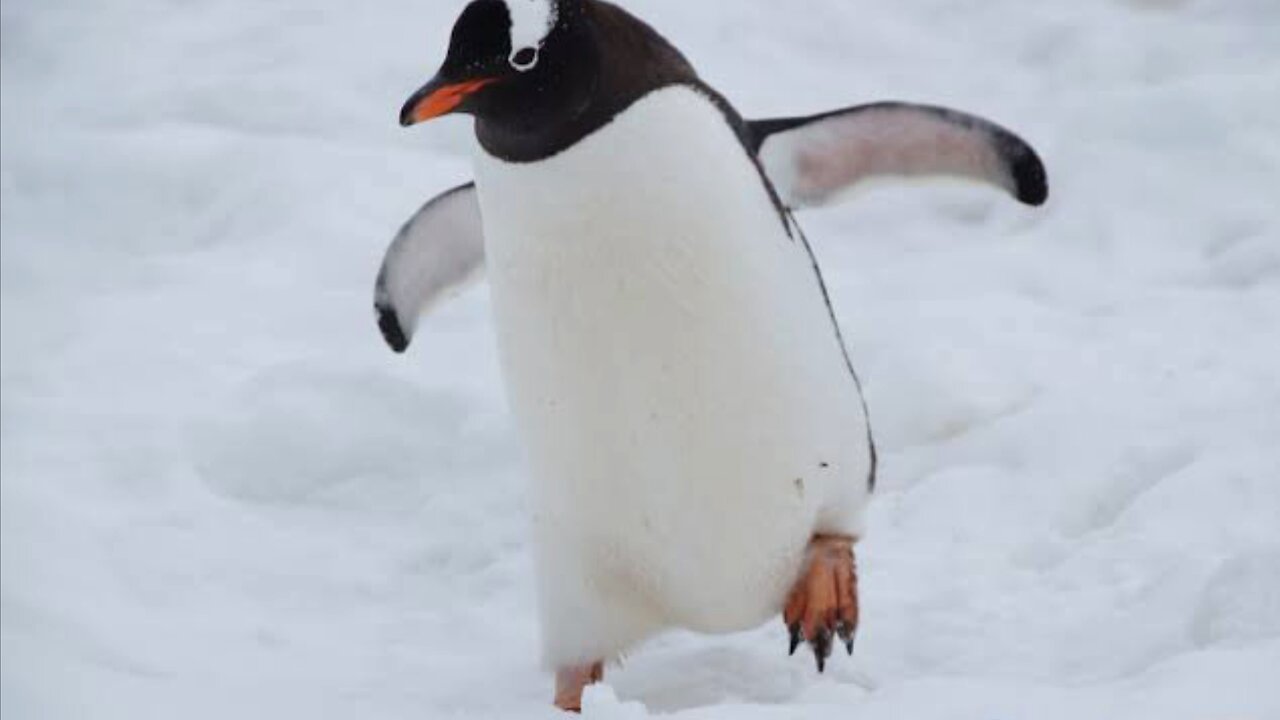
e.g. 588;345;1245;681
812;628;832;673
837;621;856;656
788;623;803;656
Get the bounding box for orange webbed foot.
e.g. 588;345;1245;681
554;661;604;713
783;533;859;672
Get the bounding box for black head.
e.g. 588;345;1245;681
400;0;704;162
400;0;596;133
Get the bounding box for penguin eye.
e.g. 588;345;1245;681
510;46;539;72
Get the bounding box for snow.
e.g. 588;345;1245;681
2;0;1279;718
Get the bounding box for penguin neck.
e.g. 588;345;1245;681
475;0;699;164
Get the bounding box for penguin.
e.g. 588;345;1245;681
376;0;1047;712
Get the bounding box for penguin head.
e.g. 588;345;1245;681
400;0;594;129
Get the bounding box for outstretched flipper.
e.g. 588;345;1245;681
374;182;485;353
750;103;1048;209
376;107;1047;353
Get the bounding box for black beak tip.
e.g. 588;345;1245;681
398;103;417;128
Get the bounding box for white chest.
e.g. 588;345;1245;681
473;87;870;633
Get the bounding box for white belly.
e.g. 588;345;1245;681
474;86;871;665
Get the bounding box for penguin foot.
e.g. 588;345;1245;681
783;533;859;672
554;661;604;713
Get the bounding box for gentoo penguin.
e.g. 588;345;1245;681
377;0;1047;711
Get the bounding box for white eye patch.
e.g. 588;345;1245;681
502;0;557;72
510;46;540;72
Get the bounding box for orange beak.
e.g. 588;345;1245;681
400;77;498;126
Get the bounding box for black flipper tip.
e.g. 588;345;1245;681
1010;147;1049;207
376;304;410;354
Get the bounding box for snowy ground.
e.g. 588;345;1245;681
3;0;1279;717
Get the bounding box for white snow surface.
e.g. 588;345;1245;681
2;0;1279;718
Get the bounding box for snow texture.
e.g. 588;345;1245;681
2;0;1278;718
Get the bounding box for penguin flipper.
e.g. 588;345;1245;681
750;103;1048;210
374;182;485;353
